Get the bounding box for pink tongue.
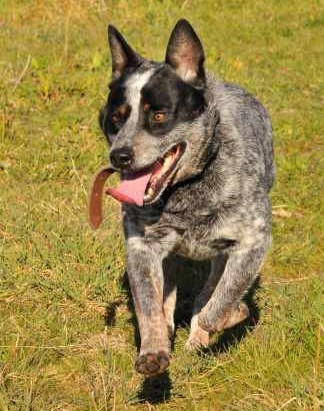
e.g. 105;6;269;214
106;170;153;206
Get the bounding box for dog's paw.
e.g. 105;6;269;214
185;329;209;351
197;311;215;333
222;302;250;330
198;302;250;333
135;350;169;377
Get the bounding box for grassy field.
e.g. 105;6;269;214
0;0;323;410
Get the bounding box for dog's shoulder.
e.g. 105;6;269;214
204;73;275;192
206;73;270;132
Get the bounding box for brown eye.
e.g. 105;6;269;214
111;113;121;123
153;111;167;122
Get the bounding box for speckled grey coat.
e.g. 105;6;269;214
102;20;275;377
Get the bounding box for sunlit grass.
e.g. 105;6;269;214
0;1;323;410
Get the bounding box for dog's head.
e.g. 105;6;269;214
100;19;217;206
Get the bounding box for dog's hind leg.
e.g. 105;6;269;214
198;243;268;333
185;255;227;351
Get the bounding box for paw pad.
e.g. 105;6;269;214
135;351;169;376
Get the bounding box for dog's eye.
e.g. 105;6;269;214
152;111;167;123
110;111;126;132
111;113;122;123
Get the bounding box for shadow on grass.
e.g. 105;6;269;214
136;372;172;404
104;257;260;405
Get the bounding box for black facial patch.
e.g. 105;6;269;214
141;66;206;136
99;73;132;142
100;65;206;143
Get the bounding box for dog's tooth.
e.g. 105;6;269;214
163;156;172;169
148;187;154;197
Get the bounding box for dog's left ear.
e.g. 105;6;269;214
165;19;205;88
108;25;144;81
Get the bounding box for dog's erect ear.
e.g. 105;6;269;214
165;19;205;88
108;25;144;80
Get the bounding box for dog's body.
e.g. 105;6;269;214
98;20;274;376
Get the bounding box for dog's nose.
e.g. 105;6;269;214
110;147;134;169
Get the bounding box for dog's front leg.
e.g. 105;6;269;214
126;235;174;376
198;243;269;333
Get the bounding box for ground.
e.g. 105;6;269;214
0;1;323;410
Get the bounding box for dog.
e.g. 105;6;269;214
92;19;275;377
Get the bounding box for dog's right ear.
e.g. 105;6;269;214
108;25;144;81
165;19;205;88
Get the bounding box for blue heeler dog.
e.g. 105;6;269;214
89;19;275;377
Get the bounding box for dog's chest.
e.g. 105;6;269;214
174;224;236;260
155;208;237;260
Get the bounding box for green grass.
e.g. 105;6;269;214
0;0;323;409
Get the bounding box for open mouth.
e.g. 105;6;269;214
143;143;185;204
106;142;185;206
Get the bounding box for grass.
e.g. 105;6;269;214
0;0;323;409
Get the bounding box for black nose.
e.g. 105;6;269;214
110;147;134;169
